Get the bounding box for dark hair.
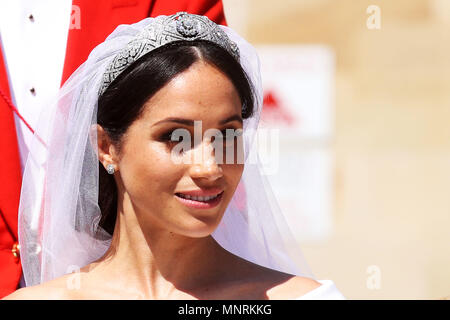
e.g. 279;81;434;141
97;40;255;235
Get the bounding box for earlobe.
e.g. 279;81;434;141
96;124;115;167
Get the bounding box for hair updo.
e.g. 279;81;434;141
96;40;255;235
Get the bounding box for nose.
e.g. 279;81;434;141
189;140;223;181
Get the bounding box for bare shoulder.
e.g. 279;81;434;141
265;274;322;300
232;260;322;300
3;285;67;300
2;276;75;300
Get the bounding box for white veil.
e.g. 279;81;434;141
18;14;315;287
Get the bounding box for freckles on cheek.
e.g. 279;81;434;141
125;143;182;190
221;163;244;185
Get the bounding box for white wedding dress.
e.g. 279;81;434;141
295;280;346;300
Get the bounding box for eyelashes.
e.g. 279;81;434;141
160;129;241;144
159;128;244;157
160;131;177;142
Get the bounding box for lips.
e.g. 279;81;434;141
175;188;224;197
176;192;221;202
174;189;224;209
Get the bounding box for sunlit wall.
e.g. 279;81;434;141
223;0;450;299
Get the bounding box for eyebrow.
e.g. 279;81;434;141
152;114;243;127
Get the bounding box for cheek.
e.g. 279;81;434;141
223;163;244;188
219;163;244;214
119;141;182;202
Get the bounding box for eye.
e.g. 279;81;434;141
160;130;175;142
160;129;184;143
159;129;191;155
214;128;243;145
161;128;243;144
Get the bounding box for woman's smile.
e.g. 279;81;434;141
175;190;224;209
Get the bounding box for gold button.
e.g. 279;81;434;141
12;243;20;258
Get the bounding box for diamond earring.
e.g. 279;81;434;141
106;164;115;175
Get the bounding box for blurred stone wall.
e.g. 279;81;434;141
223;0;450;299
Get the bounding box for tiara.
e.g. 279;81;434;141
99;12;240;96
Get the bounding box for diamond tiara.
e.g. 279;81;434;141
99;12;240;96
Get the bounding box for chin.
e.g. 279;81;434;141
179;215;223;238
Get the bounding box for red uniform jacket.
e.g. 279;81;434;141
0;0;227;298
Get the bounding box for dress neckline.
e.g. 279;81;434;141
294;280;345;300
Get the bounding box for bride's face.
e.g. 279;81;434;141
114;61;244;237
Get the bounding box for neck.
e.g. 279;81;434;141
94;192;239;299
